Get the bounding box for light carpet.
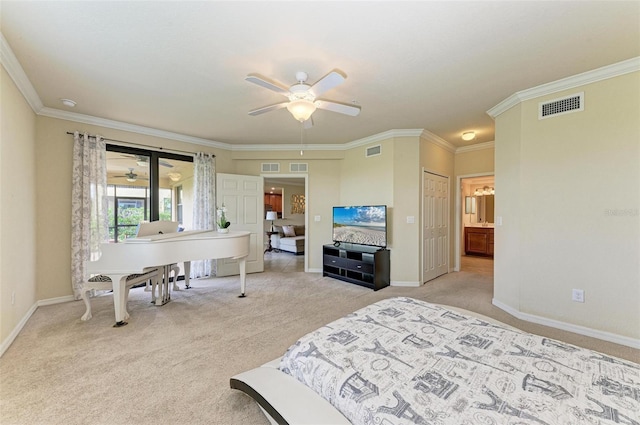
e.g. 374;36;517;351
1;255;637;424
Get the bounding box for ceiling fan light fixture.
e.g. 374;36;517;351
126;176;137;182
167;172;182;182
286;99;316;122
462;131;476;141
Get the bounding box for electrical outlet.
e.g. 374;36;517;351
572;289;585;303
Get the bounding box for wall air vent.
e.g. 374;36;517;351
290;163;308;172
366;145;382;157
539;92;584;119
261;163;280;173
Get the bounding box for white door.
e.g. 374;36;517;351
423;171;449;282
216;173;263;276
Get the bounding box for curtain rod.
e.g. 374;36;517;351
66;132;214;157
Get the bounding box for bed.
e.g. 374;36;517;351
230;297;639;425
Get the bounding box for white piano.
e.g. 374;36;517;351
85;230;251;327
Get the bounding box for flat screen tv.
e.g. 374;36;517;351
332;205;387;248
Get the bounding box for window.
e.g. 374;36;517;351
106;145;193;241
176;185;184;225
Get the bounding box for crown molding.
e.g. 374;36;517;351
0;33;44;112
38;107;230;149
487;56;640;118
230;142;345;151
456;141;495;154
420;129;457;153
347;129;425;148
231;129;427;151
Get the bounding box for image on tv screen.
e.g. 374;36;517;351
333;205;386;247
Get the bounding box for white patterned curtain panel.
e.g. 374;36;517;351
70;132;109;299
191;152;216;278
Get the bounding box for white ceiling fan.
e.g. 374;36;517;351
245;70;361;126
115;154;174;168
114;168;149;182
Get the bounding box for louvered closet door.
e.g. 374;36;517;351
423;171;449;282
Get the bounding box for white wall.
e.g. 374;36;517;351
494;71;640;342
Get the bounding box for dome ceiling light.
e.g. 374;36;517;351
462;131;476;141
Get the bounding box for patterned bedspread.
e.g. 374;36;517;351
279;297;639;425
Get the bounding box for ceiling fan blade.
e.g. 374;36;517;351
159;160;173;168
248;102;288;116
245;74;290;96
315;100;361;116
303;117;313;129
309;70;346;97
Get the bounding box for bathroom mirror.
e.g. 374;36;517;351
476;195;495;223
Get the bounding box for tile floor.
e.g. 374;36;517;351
263;250;305;273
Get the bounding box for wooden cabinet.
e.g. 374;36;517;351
465;227;494;257
264;194;282;214
323;244;390;291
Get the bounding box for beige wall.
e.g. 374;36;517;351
1;67;37;342
340;140;394;206
494;104;523;308
455;146;495;175
33;117;224;301
279;183;305;225
392;138;421;284
494;72;640;340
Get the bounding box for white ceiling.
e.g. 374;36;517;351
2;1;639;149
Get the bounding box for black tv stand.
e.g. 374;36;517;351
322;244;390;291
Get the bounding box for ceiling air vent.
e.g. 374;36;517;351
290;163;308;172
366;145;382;157
261;163;280;173
539;92;584;120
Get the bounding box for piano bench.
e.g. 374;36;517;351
80;269;160;322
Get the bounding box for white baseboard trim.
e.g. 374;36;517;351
492;298;640;349
38;295;75;306
308;267;323;273
391;281;420;287
0;302;38;358
1;295;76;358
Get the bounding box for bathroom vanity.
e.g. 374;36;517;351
464;225;494;257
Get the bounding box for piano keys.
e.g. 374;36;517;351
85;230;251;327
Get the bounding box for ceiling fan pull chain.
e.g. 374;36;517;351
300;122;304;156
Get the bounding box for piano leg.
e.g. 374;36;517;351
171;264;180;291
110;274;130;327
238;256;247;298
154;265;171;306
163;264;171;304
184;261;191;289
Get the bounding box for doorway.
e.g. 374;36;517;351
456;174;495;272
263;175;308;272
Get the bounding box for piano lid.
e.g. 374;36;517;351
126;230;249;243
